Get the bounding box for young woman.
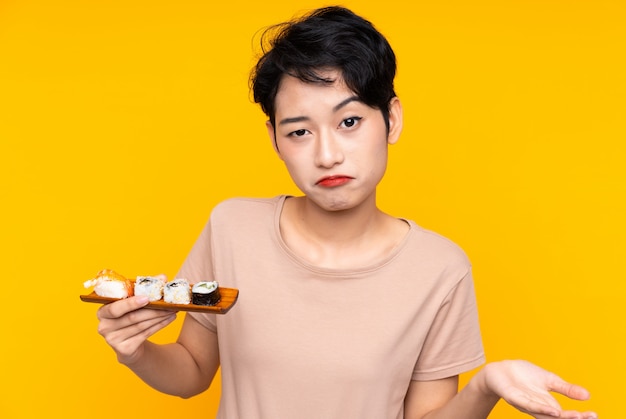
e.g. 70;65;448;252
96;7;597;419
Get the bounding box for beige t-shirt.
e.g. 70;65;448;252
180;196;485;419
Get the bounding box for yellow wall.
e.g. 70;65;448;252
1;1;623;417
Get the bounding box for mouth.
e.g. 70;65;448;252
316;175;353;187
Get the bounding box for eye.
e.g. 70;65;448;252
340;117;362;129
288;129;309;137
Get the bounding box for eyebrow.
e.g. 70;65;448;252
333;95;362;112
278;95;363;126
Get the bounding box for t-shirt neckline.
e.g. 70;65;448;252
272;195;415;276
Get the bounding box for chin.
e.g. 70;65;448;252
318;195;364;212
303;187;374;213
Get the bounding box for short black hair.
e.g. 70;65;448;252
250;6;397;130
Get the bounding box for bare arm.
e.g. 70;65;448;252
404;376;464;418
404;374;500;419
97;295;220;398
404;361;597;419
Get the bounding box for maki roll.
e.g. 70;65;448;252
191;281;221;306
84;269;133;299
164;278;191;304
134;276;165;302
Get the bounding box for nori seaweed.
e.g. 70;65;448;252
192;288;221;306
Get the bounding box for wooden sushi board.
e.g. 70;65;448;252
80;287;239;314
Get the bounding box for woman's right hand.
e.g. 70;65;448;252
96;295;177;365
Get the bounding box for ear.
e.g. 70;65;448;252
266;120;282;159
386;97;403;145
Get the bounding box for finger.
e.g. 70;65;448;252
97;295;150;320
549;378;591;401
97;306;177;344
559;410;599;419
517;405;560;418
101;308;176;340
113;314;177;363
508;392;561;418
119;312;177;345
531;414;561;419
108;312;177;353
558;411;583;419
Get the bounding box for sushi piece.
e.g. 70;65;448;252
164;278;191;304
191;281;221;306
134;276;165;302
84;269;133;299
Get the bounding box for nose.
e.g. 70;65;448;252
314;130;344;168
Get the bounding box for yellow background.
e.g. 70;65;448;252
1;0;623;417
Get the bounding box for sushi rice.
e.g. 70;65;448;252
164;278;191;304
83;269;133;299
134;276;166;302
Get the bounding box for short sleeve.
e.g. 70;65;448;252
412;269;485;381
176;218;218;332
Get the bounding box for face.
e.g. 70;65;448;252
267;70;402;212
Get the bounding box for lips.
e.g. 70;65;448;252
316;175;353;187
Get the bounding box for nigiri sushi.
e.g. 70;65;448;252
84;269;134;299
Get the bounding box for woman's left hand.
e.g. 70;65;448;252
480;360;597;419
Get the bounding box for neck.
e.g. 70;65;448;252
291;194;381;243
279;194;407;269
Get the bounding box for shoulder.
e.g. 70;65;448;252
402;221;471;272
211;196;283;220
208;196;285;238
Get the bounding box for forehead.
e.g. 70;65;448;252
274;72;358;115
